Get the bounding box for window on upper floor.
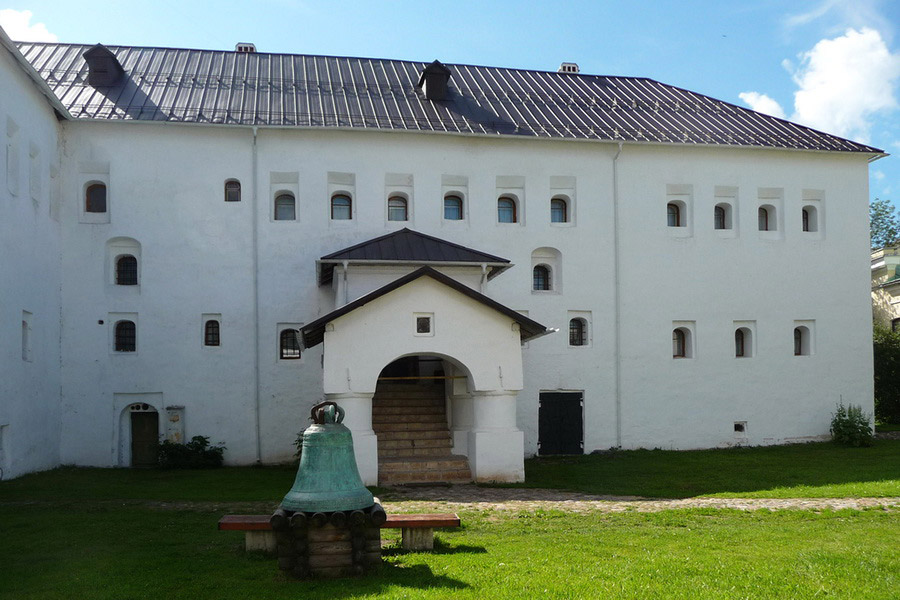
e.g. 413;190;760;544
280;328;301;359
802;206;819;232
115;320;136;352
115;255;138;285
569;318;587;346
274;192;296;220
533;265;551;291
498;196;517;223
758;205;776;231
794;326;810;356
225;179;241;202
85;183;107;213
387;196;408;221
204;320;220;347
667;202;682;227
672;327;694;358
331;194;352;220
735;327;754;358
444;194;463;220
714;203;733;230
551;197;568;223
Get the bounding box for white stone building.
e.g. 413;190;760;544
0;29;882;483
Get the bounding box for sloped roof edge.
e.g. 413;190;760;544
0;27;71;119
302;266;549;347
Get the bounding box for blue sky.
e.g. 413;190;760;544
2;0;899;202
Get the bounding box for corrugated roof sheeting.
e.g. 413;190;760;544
15;41;881;153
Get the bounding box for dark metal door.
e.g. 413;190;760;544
538;392;584;455
131;412;158;467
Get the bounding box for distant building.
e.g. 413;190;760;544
0;28;883;483
871;246;900;329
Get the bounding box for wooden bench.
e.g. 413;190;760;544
219;513;460;552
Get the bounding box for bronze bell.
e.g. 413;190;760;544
281;401;374;513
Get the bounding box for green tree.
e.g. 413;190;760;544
872;323;900;424
870;197;900;249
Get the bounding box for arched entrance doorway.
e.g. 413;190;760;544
373;355;472;485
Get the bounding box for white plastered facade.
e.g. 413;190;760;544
0;39;876;482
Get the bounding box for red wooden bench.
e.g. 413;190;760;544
219;513;460;551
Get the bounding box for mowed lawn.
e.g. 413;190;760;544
0;441;897;599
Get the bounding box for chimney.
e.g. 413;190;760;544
82;44;124;87
235;43;257;53
558;62;580;74
418;60;452;101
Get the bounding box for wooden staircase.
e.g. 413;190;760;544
372;382;472;485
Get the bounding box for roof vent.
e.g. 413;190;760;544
558;62;580;74
82;44;124;87
235;43;257;53
418;60;452;101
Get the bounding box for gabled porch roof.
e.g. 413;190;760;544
317;228;511;285
302;266;549;347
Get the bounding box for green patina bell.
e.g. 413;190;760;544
281;401;374;513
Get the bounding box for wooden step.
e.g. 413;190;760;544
373;405;446;415
380;446;454;458
372;421;450;432
372;397;445;406
372;412;447;425
378;456;470;473
378;437;452;450
374;430;451;441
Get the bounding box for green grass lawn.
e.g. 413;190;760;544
1;442;898;599
512;439;900;499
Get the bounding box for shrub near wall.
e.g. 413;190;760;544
157;436;225;469
872;324;900;423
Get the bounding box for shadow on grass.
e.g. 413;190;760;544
382;540;487;557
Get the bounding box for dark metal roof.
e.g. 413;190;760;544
13;41;882;154
302;266;549;348
318;228;510;285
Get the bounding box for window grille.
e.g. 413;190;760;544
280;329;301;359
551;198;567;223
116;255;138;285
667;203;680;227
225;180;241;202
444;195;463;220
533;265;551;291
205;320;220;346
569;319;586;346
115;321;136;352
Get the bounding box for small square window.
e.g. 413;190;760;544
414;313;434;336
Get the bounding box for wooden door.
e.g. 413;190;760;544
538;392;584;455
131;412;158;467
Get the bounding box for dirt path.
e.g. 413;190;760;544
377;485;900;514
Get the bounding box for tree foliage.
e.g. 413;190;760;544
870;198;900;249
872;323;900;423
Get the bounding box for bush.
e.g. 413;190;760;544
830;403;874;447
873;323;900;424
157;436;225;469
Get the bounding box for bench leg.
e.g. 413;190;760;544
245;531;277;554
401;528;434;551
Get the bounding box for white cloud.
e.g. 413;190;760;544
785;0;894;41
0;9;57;42
738;92;787;119
741;27;900;143
790;28;899;141
874;169;886;180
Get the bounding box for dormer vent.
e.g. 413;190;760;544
418;60;452;101
83;44;124;87
558;62;580;74
235;43;257;53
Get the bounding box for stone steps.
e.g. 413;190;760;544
373;382;471;485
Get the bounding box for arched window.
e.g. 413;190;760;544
533;265;551;291
802;206;818;232
569;318;587;346
224;179;241;202
794;326;810;356
204;320;220;346
331;194;352;220
115;255;138;285
735;329;746;357
115;321;136;352
498;196;517;223
672;328;687;358
758;206;774;231
714;206;725;229
444;194;463;220
387;196;408;221
280;328;301;359
551;197;568;223
274;193;295;220
667;203;681;227
85;183;107;213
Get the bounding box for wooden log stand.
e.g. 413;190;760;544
219;513;461;553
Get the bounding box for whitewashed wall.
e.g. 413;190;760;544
49;121;874;467
0;44;62;479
